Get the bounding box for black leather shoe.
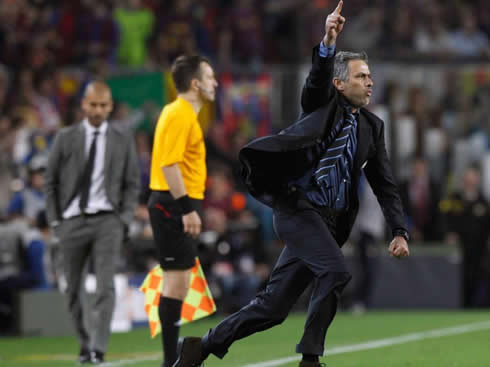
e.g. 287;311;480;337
90;350;105;364
172;337;205;367
78;348;91;364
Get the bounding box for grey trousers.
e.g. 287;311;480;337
58;213;123;353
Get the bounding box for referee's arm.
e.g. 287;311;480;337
162;164;202;238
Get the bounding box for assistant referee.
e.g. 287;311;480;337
148;55;217;367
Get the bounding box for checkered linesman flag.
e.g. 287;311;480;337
139;257;217;337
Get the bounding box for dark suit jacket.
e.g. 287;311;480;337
45;122;140;227
239;46;408;245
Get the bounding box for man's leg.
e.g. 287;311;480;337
274;209;352;360
59;217;93;357
202;245;313;359
148;192;198;367
296;271;350;356
160;269;191;367
91;214;123;359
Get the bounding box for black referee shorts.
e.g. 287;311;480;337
148;191;202;270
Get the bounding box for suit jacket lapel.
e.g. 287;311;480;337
354;114;371;172
74;124;86;172
104;125;114;182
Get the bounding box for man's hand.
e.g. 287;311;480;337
388;236;410;258
182;210;202;238
323;0;346;46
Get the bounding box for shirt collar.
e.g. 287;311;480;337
83;118;108;135
176;96;198;119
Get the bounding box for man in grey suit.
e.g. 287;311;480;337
45;81;140;364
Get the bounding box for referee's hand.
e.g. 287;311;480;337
182;211;202;238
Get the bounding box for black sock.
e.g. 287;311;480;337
159;296;183;367
303;354;319;362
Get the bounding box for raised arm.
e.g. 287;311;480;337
301;0;345;113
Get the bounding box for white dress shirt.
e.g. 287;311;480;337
63;119;114;219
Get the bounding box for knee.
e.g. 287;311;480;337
163;286;189;300
95;284;115;301
270;309;288;324
251;291;289;324
162;280;190;300
331;271;352;295
162;270;192;300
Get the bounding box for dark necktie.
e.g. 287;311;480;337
79;130;99;212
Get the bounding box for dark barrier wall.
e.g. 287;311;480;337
345;244;461;309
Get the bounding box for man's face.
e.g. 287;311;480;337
335;60;373;108
196;62;218;102
31;171;45;190
463;168;480;191
81;90;113;127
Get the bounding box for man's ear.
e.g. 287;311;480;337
333;78;344;91
190;78;200;92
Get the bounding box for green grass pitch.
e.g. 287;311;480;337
2;311;490;366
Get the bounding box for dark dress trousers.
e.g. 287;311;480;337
203;46;408;357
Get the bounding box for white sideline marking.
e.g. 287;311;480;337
243;320;490;367
100;320;490;367
103;354;160;367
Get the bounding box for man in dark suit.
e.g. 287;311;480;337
45;81;140;364
173;2;410;366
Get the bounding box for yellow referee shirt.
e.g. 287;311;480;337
150;97;206;199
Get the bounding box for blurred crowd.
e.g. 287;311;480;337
1;0;490;333
0;0;489;71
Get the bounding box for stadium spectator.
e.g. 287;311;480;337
446;7;490;58
341;7;383;52
400;157;442;242
114;0;154;66
220;0;265;66
7;154;47;225
0;115;15;210
263;0;304;63
379;4;414;58
75;1;119;66
202;206;269;313
150;0;214;68
31;71;61;135
21;210;52;291
414;4;451;56
440;164;490;308
405;86;432;157
203;167;234;214
0;210;51;335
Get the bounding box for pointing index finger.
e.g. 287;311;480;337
334;0;343;15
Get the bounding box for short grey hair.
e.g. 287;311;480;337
334;51;368;81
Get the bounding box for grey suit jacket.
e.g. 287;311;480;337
44;122;140;227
